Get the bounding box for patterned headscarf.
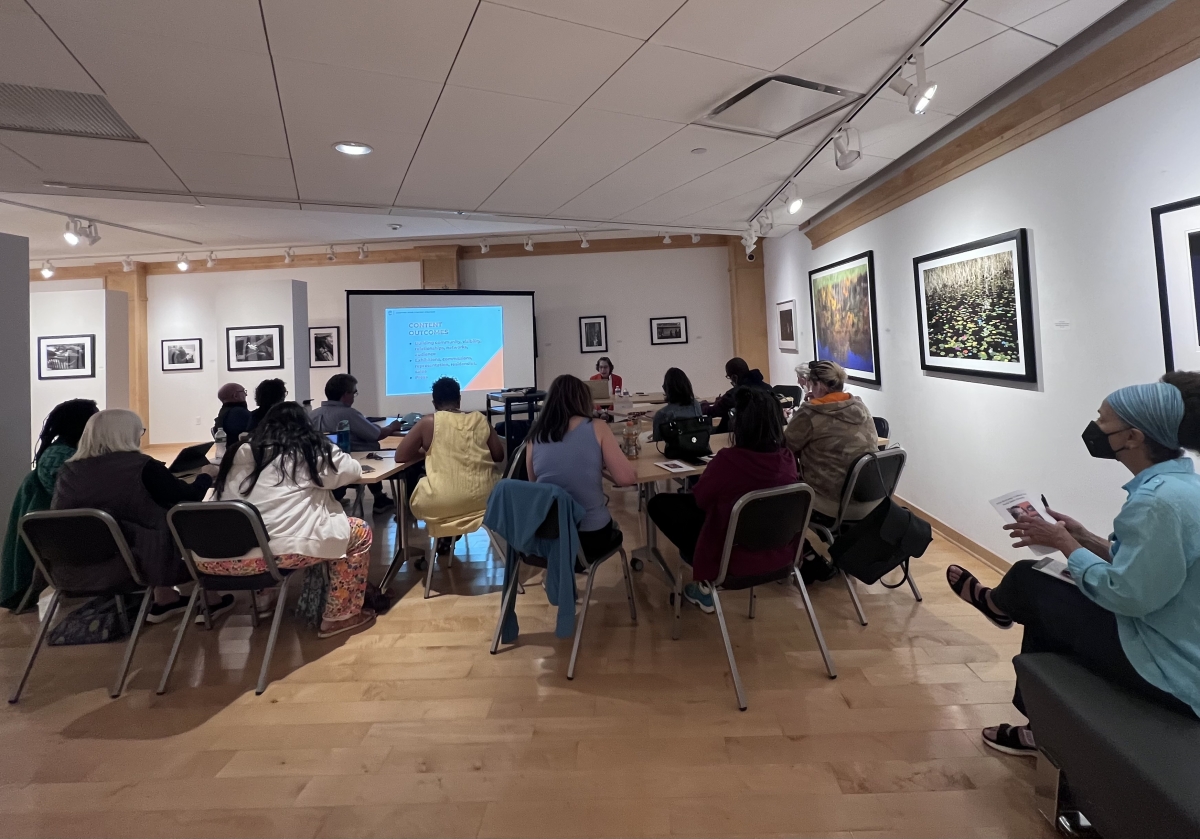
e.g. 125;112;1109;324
1106;382;1185;449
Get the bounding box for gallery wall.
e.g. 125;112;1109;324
764;54;1200;563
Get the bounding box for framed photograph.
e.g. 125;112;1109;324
226;324;284;371
309;326;340;368
809;251;881;385
1151;194;1200;372
776;299;798;352
37;334;95;380
579;315;607;353
913;229;1036;382
161;338;202;372
649;316;688;345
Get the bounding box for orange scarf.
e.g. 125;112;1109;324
811;391;852;405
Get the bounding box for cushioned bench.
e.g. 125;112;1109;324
1014;653;1200;839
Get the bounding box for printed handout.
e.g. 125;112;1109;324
989;490;1055;557
655;460;692;473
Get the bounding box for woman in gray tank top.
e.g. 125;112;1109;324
526;375;637;559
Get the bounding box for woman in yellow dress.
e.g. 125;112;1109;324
397;377;505;555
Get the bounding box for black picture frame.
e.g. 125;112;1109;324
37;334;95;380
579;315;607;353
649;316;688;345
1151;194;1200;372
808;250;881;386
226;324;285;371
912;229;1036;383
309;326;340;368
161;337;203;372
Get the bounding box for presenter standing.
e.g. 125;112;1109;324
590;357;623;394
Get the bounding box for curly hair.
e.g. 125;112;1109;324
730;387;785;453
215;401;336;495
35;398;98;461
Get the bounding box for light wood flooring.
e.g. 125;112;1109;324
0;486;1050;838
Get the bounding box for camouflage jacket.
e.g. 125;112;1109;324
784;394;878;504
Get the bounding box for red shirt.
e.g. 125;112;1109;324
589;373;622;392
691;446;799;582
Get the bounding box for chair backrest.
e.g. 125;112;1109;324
772;384;802;407
714;483;814;587
167;501;281;581
18;508;144;593
872;416;890;439
836;447;906;526
505;441;528;481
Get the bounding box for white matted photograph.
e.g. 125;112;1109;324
309;326;340;368
579;315;607;353
226;324;284;371
649;316;688;345
161;338;202;372
37;334;95;380
776;299;798;352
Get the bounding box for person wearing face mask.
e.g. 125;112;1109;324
947;374;1200;757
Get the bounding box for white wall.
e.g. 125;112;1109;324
764;56;1200;561
460;247;735;400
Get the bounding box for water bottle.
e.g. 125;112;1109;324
336;419;351;453
213;428;227;461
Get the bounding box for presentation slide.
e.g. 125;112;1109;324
385;306;505;395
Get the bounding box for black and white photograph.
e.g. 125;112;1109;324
37;334;95;380
649;316;688;345
579;315;607;353
309;326;340;368
161;338;202;372
226;324;284;371
776;299;798;352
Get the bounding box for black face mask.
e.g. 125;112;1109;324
1082;421;1123;459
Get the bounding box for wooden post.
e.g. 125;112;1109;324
417;245;461;289
103;263;149;442
727;240;770;378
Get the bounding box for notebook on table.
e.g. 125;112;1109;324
168;442;214;474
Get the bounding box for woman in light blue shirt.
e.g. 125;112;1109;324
947;376;1200;756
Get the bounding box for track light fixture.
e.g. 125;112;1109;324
580;234;589;249
358;243;369;260
206;252;216;268
784;182;804;215
40;261;54;279
480;241;490;254
121;257;134;272
662;233;672;244
63;218;81;246
833;127;862;171
176;254;189;272
326;246;336;262
691;233;701;244
888;46;937;115
740;229;758;257
523;238;533;252
83;221;100;246
283;248;294;264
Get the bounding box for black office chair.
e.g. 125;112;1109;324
872;416;890;440
159;501;296;696
807;447;919;627
10;509;153;703
682;483;835;710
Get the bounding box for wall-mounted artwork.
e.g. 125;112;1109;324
776;300;798;352
227;325;284;371
809;251;881;386
913;229;1036;382
579;315;607;353
309;326;340;368
1151;195;1200;373
649;316;688;345
161;338;202;372
37;334;95;380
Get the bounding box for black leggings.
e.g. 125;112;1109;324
991;559;1195;718
647;493;705;566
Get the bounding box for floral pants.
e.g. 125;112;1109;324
194;518;372;622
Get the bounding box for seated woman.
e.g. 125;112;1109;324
652;367;703;441
648;387;798;612
526;375;637;559
590;356;623;395
52;410;233;623
784;360;879;519
247;378;287;432
1;398;98;608
948;375;1200;756
397;377;504;557
213;401;375;638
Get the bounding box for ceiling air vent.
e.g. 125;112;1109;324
698;76;861;139
0;83;142;142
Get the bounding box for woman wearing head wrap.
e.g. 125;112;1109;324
947;375;1200;756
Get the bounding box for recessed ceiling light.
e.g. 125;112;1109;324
40;261;54;279
387;223;403;231
334;141;373;156
690;147;707;155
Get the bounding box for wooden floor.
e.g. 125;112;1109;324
0;487;1051;838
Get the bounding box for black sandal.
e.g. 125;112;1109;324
946;565;1013;629
982;723;1037;756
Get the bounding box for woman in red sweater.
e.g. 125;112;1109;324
647;387;798;612
589;356;623;394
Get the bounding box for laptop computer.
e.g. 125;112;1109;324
586;378;611;401
168;442;214;474
661;415;713;465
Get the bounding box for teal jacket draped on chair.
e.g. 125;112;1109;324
0;443;74;608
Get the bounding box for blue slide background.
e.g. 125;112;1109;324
385;306;504;396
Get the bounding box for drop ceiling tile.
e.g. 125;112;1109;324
0;3;101;93
1016;0;1125;45
291;131;421;206
156;147;297;201
261;0;477;83
778;0;947;93
487;0;687;40
0;130;186;191
652;0;880;71
853;103;955;160
672;184;777;228
397;85;573;211
448;2;641;105
779;112;847;147
793;143;892;190
922;9;1007;66
32;0;268;52
554;124;768;220
0;141;44;192
480;109;683;215
965;0;1070;27
918;28;1055;116
585;43;763;124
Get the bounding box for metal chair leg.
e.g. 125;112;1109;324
114;594;130;637
249;590;261;628
256;575;293;696
842;569;868;626
906;567;924;603
111;589;153;698
711;589;747;711
490;558;522;654
619;548;637;624
157;586;201;695
566;564;600;680
9;590;60;703
748;587;756;619
14;569;42;615
423;542;436;599
795;568;837;679
671;567;683;641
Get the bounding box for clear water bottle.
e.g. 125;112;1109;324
213;428;227;461
336;419;351;453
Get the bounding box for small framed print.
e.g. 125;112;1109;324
776;299;799;352
38;334;95;380
579;315;608;353
309;326;340;368
649;316;688;345
161;338;202;372
226;324;284;371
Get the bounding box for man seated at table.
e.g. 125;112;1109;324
705;357;771;430
310;373;404;513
